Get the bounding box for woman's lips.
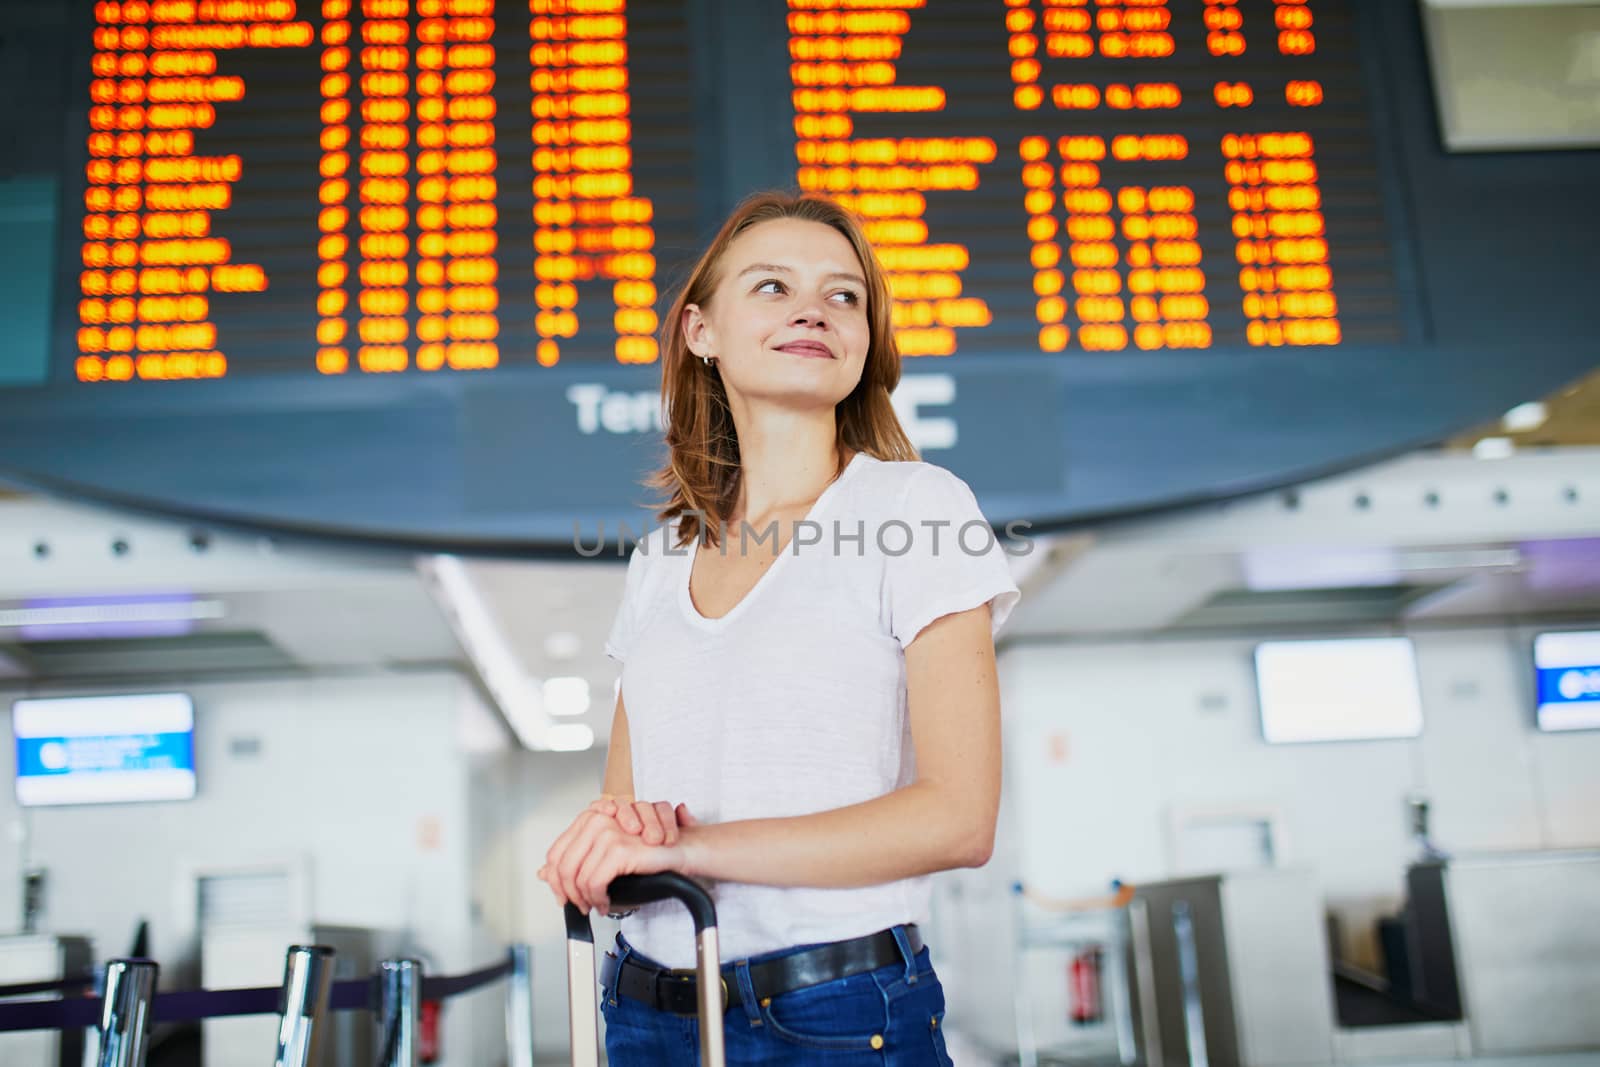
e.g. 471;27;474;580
776;342;835;359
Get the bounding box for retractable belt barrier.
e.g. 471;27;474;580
0;942;537;1067
0;974;96;998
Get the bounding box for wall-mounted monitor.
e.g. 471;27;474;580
12;693;197;807
1255;638;1425;744
1533;631;1600;733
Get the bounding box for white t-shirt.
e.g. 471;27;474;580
603;451;1022;968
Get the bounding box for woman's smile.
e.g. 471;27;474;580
773;340;836;359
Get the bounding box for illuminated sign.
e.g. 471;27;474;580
13;693;198;808
71;0;692;382
1534;631;1600;733
12;0;1594;550
788;0;1398;354
77;0;309;383
530;0;660;367
68;0;1398;382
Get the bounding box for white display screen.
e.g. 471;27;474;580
1255;638;1425;744
12;693;197;807
1534;631;1600;732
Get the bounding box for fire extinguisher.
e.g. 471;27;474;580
419;998;442;1063
1070;946;1103;1026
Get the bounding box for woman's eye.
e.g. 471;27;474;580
752;280;859;305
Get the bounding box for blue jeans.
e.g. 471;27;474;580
600;927;956;1065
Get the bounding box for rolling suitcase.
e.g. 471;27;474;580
565;872;726;1066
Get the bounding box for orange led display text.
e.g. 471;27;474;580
79;0;313;381
787;0;1344;355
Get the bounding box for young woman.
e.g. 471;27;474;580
539;191;1021;1065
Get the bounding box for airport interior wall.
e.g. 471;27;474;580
941;623;1600;1051
0;670;507;1067
465;743;615;1059
1;624;1597;1058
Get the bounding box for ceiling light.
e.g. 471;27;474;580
0;596;225;640
1243;547;1400;590
1502;401;1548;433
546;723;595;752
1472;437;1515;459
482;669;545;744
1393;547;1524;571
417;555;543;749
543;675;591;717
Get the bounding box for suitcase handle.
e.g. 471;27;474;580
612;873;718;932
563;874;725;1067
561;872;718;939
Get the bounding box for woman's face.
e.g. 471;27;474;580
682;217;872;409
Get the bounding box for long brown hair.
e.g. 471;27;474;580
647;191;918;548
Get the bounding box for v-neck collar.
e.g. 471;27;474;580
678;451;867;631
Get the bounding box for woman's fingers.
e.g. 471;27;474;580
540;799;693;909
605;798;643;835
575;831;680;916
556;812;611;908
544;797;629;900
633;801;666;845
580;837;619;914
653;801;678;845
541;811;591;893
556;811;611;910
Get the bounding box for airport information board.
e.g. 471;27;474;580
67;0;1398;385
0;0;1595;546
68;0;700;381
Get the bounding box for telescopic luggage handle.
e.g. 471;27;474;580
564;873;725;1067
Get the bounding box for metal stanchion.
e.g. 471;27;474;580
1128;899;1164;1067
504;944;535;1067
375;958;423;1067
272;945;335;1067
97;958;158;1067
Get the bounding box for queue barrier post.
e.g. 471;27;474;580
272;945;335;1067
0;940;533;1063
96;958;158;1067
375;958;423;1067
505;943;536;1067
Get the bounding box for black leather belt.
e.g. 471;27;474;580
606;925;922;1017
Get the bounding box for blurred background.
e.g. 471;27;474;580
0;0;1596;1063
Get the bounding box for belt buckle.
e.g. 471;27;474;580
665;968;727;1015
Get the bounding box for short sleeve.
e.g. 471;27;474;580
604;539;649;665
884;465;1022;650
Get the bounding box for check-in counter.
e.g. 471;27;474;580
1129;867;1336;1067
0;934;91;1067
1427;850;1600;1055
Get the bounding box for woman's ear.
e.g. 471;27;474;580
682;303;712;359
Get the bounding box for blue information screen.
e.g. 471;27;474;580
12;692;197;807
1534;632;1600;733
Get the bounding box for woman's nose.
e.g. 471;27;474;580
790;304;829;328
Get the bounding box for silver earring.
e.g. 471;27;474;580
701;354;716;366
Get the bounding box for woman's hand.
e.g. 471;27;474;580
539;797;698;914
588;795;682;846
